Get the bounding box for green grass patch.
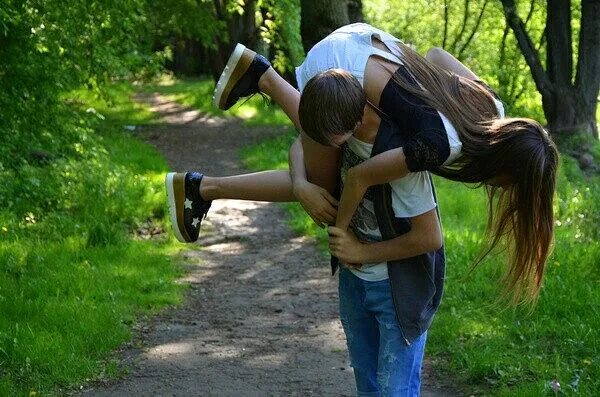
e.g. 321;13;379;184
240;124;600;396
1;82;186;396
69;82;157;129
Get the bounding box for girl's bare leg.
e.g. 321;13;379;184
258;68;341;194
200;170;295;202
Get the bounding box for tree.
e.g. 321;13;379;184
0;0;157;170
148;0;259;79
500;0;600;138
299;0;363;52
442;0;490;61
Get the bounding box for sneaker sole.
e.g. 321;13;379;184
165;172;188;243
213;43;255;110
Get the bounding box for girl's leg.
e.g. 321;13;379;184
166;170;295;243
200;170;295;202
259;68;301;130
215;45;340;194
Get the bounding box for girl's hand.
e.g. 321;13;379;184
293;179;338;227
328;226;366;265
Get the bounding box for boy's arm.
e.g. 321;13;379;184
336;147;409;230
329;208;442;264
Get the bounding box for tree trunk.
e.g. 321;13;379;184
542;88;585;134
348;0;363;23
501;0;599;139
575;0;600;137
208;0;259;81
169;38;206;76
300;0;350;52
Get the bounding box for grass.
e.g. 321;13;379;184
142;74;290;126
0;82;186;396
137;76;600;395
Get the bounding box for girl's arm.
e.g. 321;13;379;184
336;147;409;230
329;207;442;264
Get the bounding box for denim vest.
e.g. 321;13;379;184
331;116;446;346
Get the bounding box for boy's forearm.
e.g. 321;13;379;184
333;208;442;264
357;225;442;263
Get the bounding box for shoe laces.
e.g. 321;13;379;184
238;92;272;108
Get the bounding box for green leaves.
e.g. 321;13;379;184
0;0;163;170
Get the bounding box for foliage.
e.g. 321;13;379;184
145;0;304;78
0;3;180;393
258;0;305;75
0;0;162;171
146;0;224;48
0;83;186;396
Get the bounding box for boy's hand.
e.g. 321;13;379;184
293;180;338;227
328;226;366;264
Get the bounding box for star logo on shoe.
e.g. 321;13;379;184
166;172;212;243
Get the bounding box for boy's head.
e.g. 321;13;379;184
298;69;366;147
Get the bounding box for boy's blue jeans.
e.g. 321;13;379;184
339;267;427;397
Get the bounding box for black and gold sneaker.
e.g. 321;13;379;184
213;43;271;110
165;172;212;243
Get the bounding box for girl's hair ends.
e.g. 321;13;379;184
394;42;560;304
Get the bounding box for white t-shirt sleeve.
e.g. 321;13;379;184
390;172;437;218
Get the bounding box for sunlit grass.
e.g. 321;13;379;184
69;82;157;128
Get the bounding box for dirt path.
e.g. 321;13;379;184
80;94;459;396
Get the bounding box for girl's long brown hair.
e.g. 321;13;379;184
392;43;559;304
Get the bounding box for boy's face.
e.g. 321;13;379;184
327;103;369;148
330;131;354;148
328;121;360;148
